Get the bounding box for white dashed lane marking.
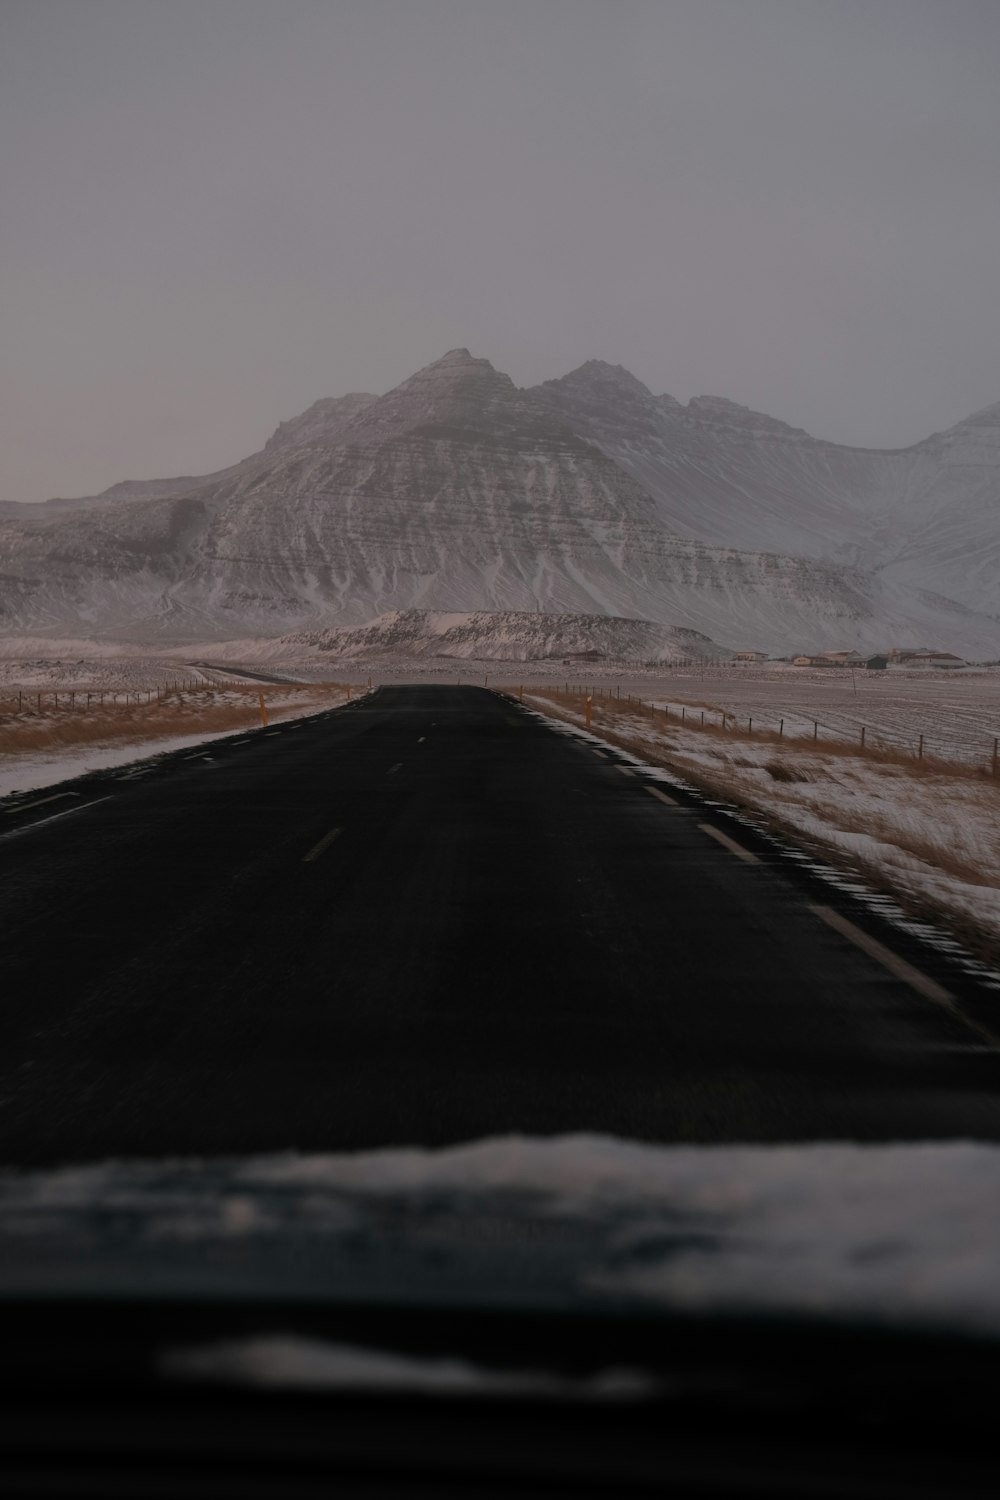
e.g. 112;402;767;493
646;786;681;807
302;827;343;864
697;823;761;865
808;904;956;1010
0;796;113;843
2;791;78;816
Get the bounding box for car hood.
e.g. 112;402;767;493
2;1134;999;1340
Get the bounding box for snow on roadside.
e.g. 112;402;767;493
527;693;1000;958
0;689;354;798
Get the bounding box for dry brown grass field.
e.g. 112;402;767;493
0;684;350;758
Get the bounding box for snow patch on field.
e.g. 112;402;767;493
642;667;1000;770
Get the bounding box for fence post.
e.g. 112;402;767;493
813;720;818;742
779;719;783;738
681;707;686;724
918;734;924;760
860;726;866;751
993;737;998;778
748;717;752;735
700;711;705;727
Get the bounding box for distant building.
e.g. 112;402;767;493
888;648;966;668
817;650;868;666
733;650;768;663
792;650;868;668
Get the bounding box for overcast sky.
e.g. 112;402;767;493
2;0;998;501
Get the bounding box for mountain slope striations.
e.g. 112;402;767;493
2;350;999;654
530;364;1000;621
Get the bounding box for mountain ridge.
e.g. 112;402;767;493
1;348;998;657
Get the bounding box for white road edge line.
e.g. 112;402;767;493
302;826;343;864
2;791;78;815
387;762;403;775
616;766;635;777
0;796;113;842
697;822;761;864
646;786;681;807
808;903;961;1012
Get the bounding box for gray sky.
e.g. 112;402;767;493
2;0;999;501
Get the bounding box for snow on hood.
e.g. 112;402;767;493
160;1335;658;1398
3;1135;1000;1338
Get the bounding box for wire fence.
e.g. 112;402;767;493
535;684;1000;778
0;680;212;714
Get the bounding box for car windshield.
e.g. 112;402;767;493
3;684;1000;1355
3;3;1000;1494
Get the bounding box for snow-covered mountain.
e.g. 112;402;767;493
250;610;732;663
530;361;1000;623
261;392;379;454
2;349;998;657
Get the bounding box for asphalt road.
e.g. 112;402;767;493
1;685;999;1165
